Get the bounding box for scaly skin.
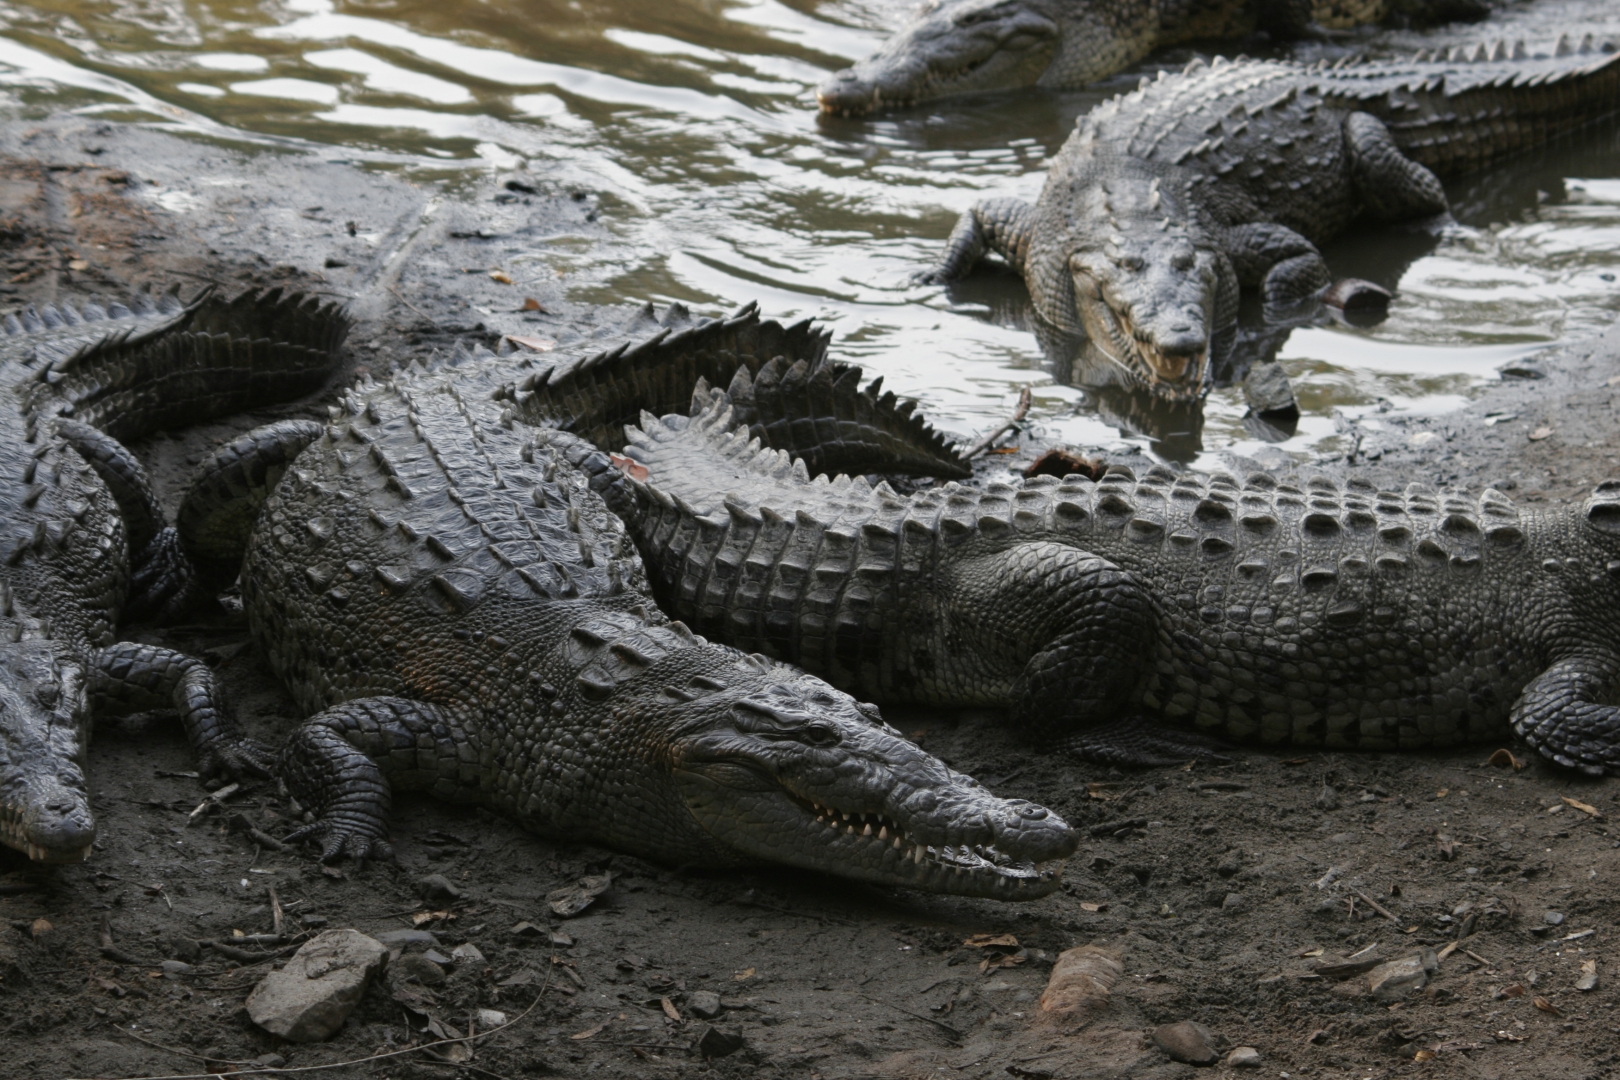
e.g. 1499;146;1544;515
175;344;1076;899
919;40;1620;399
591;385;1620;776
0;289;350;863
816;0;1487;115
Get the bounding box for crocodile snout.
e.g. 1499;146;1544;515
817;69;879;115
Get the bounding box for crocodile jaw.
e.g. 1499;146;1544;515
1070;246;1221;402
0;651;95;864
817;0;1059;115
672;666;1075;899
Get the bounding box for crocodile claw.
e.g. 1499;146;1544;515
198;737;277;783
284;817;394;865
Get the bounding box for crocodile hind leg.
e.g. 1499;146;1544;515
1221;222;1333;311
948;542;1226;765
1511;655;1620;777
915;198;1035;284
90;642;274;779
279;697;468;862
1343;112;1449;223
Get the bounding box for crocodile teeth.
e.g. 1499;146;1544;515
878;826;888;840
862;823;873;836
911;845;923;864
893;836;903;849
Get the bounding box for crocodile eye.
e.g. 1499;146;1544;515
1171;249;1196;271
801;723;841;748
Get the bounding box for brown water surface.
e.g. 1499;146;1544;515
2;0;1618;464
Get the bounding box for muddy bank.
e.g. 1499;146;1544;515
0;119;1616;1080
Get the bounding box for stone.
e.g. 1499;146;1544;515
478;1008;508;1028
253;1054;288;1069
1314;784;1340;811
695;1025;745;1060
1226;1046;1263;1068
417;873;462;903
391;954;446;987
1221;892;1245;913
375;928;440;949
160;960;193;975
423;949;453;966
451;942;486;965
1216;852;1242;878
1151;1020;1219;1065
688;990;723;1020
1544;911;1565;926
246;929;388;1043
1367;954;1429;1001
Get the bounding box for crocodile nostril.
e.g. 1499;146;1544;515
1018;805;1049;820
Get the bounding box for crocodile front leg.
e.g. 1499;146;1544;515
1343;112;1448;223
1511;654;1620;777
90;642;274;780
945;542;1224;765
1221;222;1333;310
279;697;465;861
915;198;1035;284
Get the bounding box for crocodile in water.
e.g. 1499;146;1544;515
816;0;1488;115
163;339;1076;898
918;39;1620;399
575;336;1620;776
0;289;350;863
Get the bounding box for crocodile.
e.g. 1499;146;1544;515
162;338;1076;899
0;289;351;863
816;0;1488;115
497;301;971;481
918;39;1620;399
563;330;1620;774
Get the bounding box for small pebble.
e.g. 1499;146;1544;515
1227;1046;1263;1068
452;942;487;964
689;990;723;1020
418;873;462;902
1151;1020;1219;1065
1315;785;1341;811
1544;911;1565;927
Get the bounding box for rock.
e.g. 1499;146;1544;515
1367;954;1429;1001
689;990;723;1020
1544;911;1565;927
375;929;440;949
547;873;612;918
1242;362;1298;418
391;955;446;987
159;960;193;975
1226;1046;1263;1068
1151;1020;1219;1065
246;929;388;1043
1216;852;1242;878
510;921;545;939
253;1054;288;1068
1221;892;1245;913
423;949;453;966
417;874;462;903
1039;946;1123;1025
167;937;202;964
1576;959;1599;992
1314;785;1341;811
694;1025;745;1060
451;942;486;965
477;1008;507;1028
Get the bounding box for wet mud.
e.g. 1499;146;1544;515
1;117;1617;1080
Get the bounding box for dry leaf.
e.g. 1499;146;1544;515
489;270;514;284
521;296;546;312
732;967;755;981
1533;996;1562;1016
989;447;1019;454
1529;426;1553;441
30;918;51;940
1435;788;1448;798
661;996;681;1022
1294;948;1325;958
963;933;1019;949
504;335;556;352
1436;836;1455;860
1561;796;1602;819
412;909;455;926
1413;1049;1436;1061
1495;983;1525;999
979;952;1026;973
1078;902;1106;913
1085;783;1119;800
547;872;611;917
610;453;648;481
1485;748;1526;770
67;259;89;271
1494;1030;1528;1042
1577;959;1599;992
570;1023;605;1040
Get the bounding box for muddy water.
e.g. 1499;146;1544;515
1;0;1618;465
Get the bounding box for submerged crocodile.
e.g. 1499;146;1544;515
919;40;1620;399
817;0;1488;115
160;333;1075;898
0;289;350;863
531;313;1620;776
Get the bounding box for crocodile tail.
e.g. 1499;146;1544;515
512;300;970;479
175;420;328;594
22;289;351;442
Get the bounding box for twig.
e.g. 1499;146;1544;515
960;386;1032;459
98;914;145;965
1464;949;1496;967
68;972;552;1080
268;886;284;938
186;782;239;824
1352;887;1399;923
388;284;437;326
856;992;961;1043
111;1028;258;1067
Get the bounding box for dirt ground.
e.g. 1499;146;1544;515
1;118;1617;1080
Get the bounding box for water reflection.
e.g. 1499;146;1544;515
0;0;1616;465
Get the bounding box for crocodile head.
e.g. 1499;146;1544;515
818;0;1061;115
0;643;94;864
670;655;1076;899
1049;170;1235;400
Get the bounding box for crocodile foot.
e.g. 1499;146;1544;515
1057;718;1230;768
198;736;277;784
